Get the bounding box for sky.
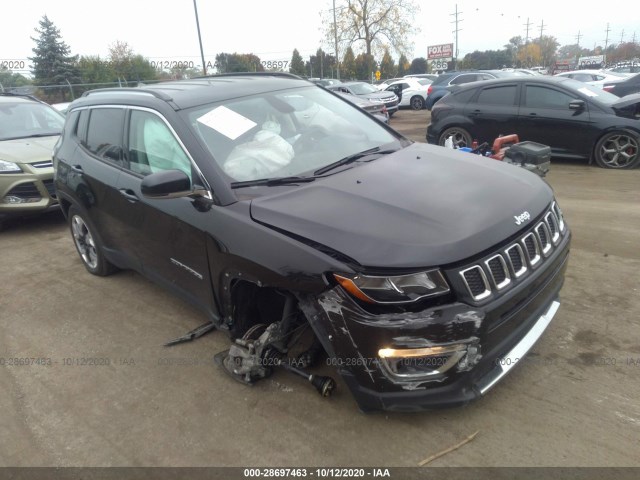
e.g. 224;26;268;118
1;0;638;76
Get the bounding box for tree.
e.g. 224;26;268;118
290;49;306;76
341;47;357;80
309;48;336;78
397;53;410;76
379;48;396;79
409;57;427;74
460;50;511;70
0;68;31;89
517;43;542;67
215;53;264;73
325;0;418;75
29;15;80;99
354;52;375;80
77;55;116;87
505;36;523;67
534;35;559;67
106;41;155;82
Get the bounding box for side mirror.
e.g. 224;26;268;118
569;100;585;111
141;169;192;199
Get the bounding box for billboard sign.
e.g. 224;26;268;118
428;43;454;60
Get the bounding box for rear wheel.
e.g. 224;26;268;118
594;131;640;169
410;96;425;110
438;127;472;148
68;206;116;276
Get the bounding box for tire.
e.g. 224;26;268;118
410;96;425;110
438;127;472;149
68;206;117;276
594;130;640;169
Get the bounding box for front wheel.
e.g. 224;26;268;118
410;96;425;110
438;127;472;149
594;131;640;169
68;206;117;276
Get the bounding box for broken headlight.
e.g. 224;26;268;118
333;270;450;304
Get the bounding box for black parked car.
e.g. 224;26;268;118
425;70;522;110
54;73;570;412
427;76;640;169
602;73;640;97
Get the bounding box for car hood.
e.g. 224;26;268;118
250;143;553;268
0;136;58;164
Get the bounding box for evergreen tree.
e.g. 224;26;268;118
379;48;396;79
397;54;410;76
341;47;356;80
290;49;306;76
30;15;80;98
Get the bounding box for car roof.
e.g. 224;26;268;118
72;73;310;111
448;75;581;91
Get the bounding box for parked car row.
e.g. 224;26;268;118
427;76;640;169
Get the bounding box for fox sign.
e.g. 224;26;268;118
428;43;454;60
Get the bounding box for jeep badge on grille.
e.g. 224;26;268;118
514;211;531;225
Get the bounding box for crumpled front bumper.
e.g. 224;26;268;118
298;232;570;412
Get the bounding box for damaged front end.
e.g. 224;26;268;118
296;205;571;412
212;201;570;413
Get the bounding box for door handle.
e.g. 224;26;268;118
118;188;139;203
470;109;482;116
71;164;84;173
528;112;538;118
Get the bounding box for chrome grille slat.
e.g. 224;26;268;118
535;222;552;256
460;266;491;301
485;254;511;290
505;244;527;278
457;204;567;302
521;232;541;266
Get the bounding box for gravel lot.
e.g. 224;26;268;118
1;109;639;467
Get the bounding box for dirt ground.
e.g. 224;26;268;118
1;109;639;467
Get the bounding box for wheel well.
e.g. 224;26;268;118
59;198;72;218
227;280;288;338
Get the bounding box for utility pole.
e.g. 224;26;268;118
523;17;532;44
450;4;463;70
333;0;340;79
193;0;207;75
620;29;625;44
575;30;582;48
603;23;611;63
538;19;546;66
523;18;532;67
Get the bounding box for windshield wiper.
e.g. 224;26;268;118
230;175;318;189
313;147;396;175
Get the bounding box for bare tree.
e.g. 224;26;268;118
324;0;418;61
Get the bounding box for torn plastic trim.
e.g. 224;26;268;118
296;286;487;393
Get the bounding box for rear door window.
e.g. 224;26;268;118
85;108;125;166
476;85;517;105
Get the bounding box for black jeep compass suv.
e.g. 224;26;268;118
53;73;570;412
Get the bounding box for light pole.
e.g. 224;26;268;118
333;0;340;79
193;0;207;75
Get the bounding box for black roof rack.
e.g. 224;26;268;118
0;92;44;103
81;87;174;102
192;72;303;80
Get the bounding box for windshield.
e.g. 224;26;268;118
560;78;621;105
182;86;404;183
0;101;64;140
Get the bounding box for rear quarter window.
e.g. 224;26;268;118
85;108;125;166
